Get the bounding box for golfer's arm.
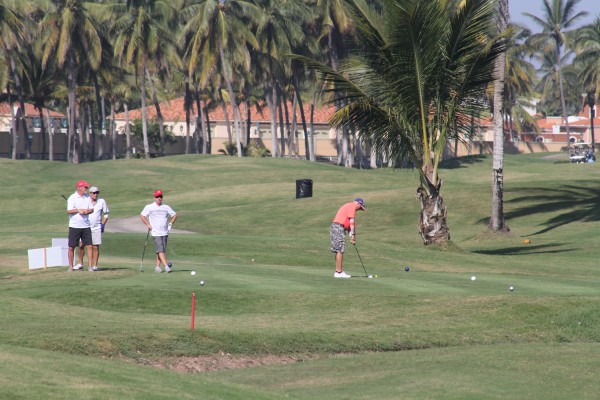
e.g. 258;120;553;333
170;214;177;225
349;218;355;236
140;215;151;229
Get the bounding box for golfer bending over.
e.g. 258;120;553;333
140;190;177;273
330;198;366;278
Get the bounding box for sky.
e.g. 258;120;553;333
509;0;598;29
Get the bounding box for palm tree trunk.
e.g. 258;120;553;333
185;77;192;154
110;102;117;160
45;108;54;161
310;95;316;162
417;176;450;245
146;69;165;156
8;85;17;160
266;86;279;157
489;0;509;232
219;88;233;147
125;103;132;159
141;56;151;159
67;51;79;164
218;44;243;157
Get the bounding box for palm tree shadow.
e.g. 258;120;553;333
440;155;486;169
472;243;575;256
503;183;600;235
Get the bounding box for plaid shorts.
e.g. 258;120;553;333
330;223;346;253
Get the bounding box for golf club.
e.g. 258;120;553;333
140;230;150;272
353;243;370;277
61;194;68;201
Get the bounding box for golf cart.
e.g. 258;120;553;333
569;143;595;163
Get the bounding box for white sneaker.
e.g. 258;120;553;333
165;265;171;273
155;267;162;273
73;264;83;270
92;266;98;271
334;271;351;278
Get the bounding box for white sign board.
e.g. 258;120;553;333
28;246;68;270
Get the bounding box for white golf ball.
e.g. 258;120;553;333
368;275;373;279
199;280;205;286
470;275;477;281
509;286;514;291
191;271;196;276
251;259;255;262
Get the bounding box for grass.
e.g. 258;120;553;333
1;153;600;398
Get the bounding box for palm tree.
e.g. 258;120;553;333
524;0;588;149
0;0;31;160
503;25;540;138
40;0;104;164
574;17;600;152
252;0;313;158
113;0;176;159
299;0;502;245
180;0;261;158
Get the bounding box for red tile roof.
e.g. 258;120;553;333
114;97;336;124
0;102;65;117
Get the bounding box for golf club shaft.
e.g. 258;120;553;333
353;244;369;277
140;230;150;271
62;195;68;201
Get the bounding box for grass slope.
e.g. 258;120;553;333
1;153;600;399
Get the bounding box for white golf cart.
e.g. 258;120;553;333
569;143;595;163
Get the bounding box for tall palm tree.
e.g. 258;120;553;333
574;17;600;151
490;0;509;232
180;0;261;158
113;0;176;159
0;0;31;160
299;0;502;244
40;0;104;164
252;0;312;158
503;25;540;138
524;0;588;149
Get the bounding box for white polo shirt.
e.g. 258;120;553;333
89;198;109;230
67;192;93;229
141;202;176;236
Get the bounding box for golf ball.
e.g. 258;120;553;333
405;266;410;272
191;271;196;276
509;286;514;292
200;280;205;286
374;275;378;278
368;274;373;279
470;275;477;281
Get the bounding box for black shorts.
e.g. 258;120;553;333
69;227;92;247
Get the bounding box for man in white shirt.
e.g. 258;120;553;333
140;190;177;273
77;186;109;271
67;180;94;272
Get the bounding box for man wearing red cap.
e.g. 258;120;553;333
330;198;366;278
67;180;94;272
140;190;177;273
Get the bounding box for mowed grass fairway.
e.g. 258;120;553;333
1;153;600;399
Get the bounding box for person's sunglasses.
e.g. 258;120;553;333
91;192;99;194
155;195;163;198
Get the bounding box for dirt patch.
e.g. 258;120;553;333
137;352;314;373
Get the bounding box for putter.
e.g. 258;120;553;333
140;230;150;272
353;243;370;277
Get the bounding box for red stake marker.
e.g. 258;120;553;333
191;292;196;330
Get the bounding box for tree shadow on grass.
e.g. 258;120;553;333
440;154;487;169
471;243;575;256
503;183;600;235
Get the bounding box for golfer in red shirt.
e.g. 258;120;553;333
330;198;366;278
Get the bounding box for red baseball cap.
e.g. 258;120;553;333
76;180;89;188
154;190;163;197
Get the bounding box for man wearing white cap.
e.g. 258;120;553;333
67;180;94;272
77;186;109;271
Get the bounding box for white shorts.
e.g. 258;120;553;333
91;229;102;245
